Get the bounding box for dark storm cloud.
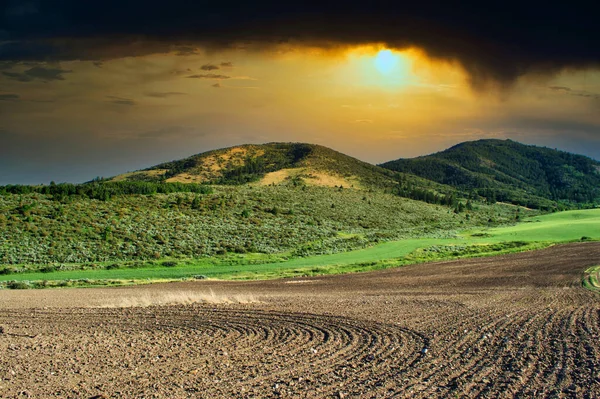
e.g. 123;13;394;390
106;95;136;105
187;73;230;80
174;46;199;56
0;93;19;101
200;63;219;71
0;2;599;87
549;86;572;92
1;65;70;82
145;91;186;98
170;68;192;76
2;70;30;81
0;61;16;70
4;1;39;17
549;86;600;100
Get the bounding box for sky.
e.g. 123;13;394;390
1;1;599;184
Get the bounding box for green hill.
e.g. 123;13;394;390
1;139;598;285
380;139;600;210
0;142;525;267
113;143;396;189
0;140;553;277
112;142;462;207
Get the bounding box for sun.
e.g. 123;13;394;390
374;49;399;74
336;46;416;89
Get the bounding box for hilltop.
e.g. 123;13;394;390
110;142;461;209
113;143;396;189
380;139;600;209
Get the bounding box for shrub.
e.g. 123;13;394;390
161;261;178;267
0;268;16;275
33;280;49;288
7;280;30;289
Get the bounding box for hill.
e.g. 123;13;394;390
111;142;463;209
113;143;396;189
380;139;600;209
0;140;541;271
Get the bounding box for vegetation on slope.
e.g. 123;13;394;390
0;184;526;267
583;265;600;293
3;207;599;289
0;181;212;201
380;139;600;210
3;139;600;289
114;142;472;210
117;143;398;188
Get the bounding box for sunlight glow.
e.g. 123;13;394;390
374;50;399;74
335;47;417;89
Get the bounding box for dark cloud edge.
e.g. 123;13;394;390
1;2;599;88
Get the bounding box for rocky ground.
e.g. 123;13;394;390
1;242;599;398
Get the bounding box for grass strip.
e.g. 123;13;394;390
1;208;600;289
583;266;600;293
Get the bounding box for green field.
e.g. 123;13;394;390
481;209;600;242
2;209;599;288
583;265;600;293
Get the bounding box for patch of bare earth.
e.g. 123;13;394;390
1;243;600;398
258;168;360;188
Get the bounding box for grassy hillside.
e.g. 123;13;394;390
113;142;470;211
380;139;600;210
5;138;600;289
9;138;600;286
3;207;597;288
114;143;397;189
0;184;526;268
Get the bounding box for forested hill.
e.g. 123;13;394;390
380;139;600;209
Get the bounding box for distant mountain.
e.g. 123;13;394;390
113;143;400;189
380;139;600;209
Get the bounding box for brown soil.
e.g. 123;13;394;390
1;242;600;398
257;168;359;189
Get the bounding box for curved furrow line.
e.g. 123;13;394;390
533;307;577;397
563;306;600;398
216;312;424;396
313;322;417;391
220;310;425;397
578;306;600;384
506;306;568;398
396;306;533;398
44;306;426;397
491;309;558;398
448;310;543;397
473;308;558;398
426;309;540;398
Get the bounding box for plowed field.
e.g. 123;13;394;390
1;242;599;398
